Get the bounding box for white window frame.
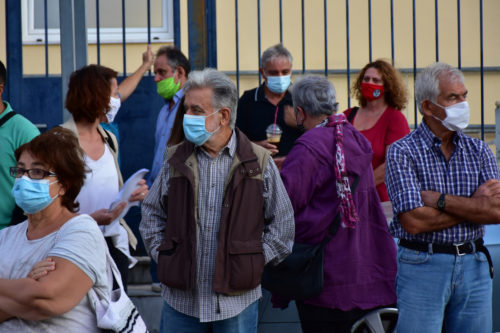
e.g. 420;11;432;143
21;0;174;44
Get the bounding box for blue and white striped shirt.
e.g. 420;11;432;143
386;121;499;244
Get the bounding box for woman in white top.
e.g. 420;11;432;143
61;64;149;288
0;127;109;332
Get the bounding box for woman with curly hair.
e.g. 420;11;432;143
344;59;410;202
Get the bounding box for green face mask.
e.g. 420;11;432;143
157;76;181;100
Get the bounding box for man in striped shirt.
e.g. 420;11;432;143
386;62;500;333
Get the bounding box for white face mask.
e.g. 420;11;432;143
432;101;470;132
107;96;121;123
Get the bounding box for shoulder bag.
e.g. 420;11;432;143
261;176;360;300
88;248;149;333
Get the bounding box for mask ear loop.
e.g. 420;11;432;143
206;109;222;135
429;100;447;122
49;180;60;200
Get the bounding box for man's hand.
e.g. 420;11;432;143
418;181;500;226
421;190;440;209
473;179;500;198
90;202;126;226
254;140;279;155
27;258;55;280
142;44;154;69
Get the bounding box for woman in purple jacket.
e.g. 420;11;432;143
279;75;397;332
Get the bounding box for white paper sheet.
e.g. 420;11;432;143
109;168;149;221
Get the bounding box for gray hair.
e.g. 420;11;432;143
414;62;465;114
260;44;293;69
156;46;191;75
183;68;238;129
291;75;338;117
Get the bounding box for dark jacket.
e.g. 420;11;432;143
157;129;271;294
280;120;397;310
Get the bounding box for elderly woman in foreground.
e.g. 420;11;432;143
279;75;397;332
0;127;109;332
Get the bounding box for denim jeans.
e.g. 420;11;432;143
160;300;258;333
395;245;492;333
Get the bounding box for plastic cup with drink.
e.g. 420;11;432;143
266;124;282;154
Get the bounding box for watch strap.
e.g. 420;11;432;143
437;193;446;211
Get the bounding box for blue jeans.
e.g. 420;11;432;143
160;300;258;333
395;245;492;333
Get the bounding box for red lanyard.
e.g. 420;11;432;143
273;105;279;126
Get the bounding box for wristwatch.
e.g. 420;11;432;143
437;193;446;211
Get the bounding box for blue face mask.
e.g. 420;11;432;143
11;176;59;214
266;75;291;94
182;110;221;146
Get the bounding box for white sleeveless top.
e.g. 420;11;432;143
77;144;119;216
76;145;132;264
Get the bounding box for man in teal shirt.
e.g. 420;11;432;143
0;61;40;228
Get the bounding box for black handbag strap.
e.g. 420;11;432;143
101;128;117;154
347;107;359;123
320;175;360;247
0;111;17;127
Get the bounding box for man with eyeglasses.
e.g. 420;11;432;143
148;46;190;187
0;60;39;228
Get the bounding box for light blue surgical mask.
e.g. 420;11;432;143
11;176;59;214
183;110;221;146
266;75;291;94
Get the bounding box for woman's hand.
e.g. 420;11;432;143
273;156;286;170
27;258;56;280
0;257;94;320
129;179;149;203
90;202;127;225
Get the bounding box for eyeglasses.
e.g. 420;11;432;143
9;167;57;180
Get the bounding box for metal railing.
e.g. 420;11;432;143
231;0;494;139
6;0;498;139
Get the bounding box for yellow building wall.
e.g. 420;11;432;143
217;0;500;125
3;0;500;125
16;0;190;76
